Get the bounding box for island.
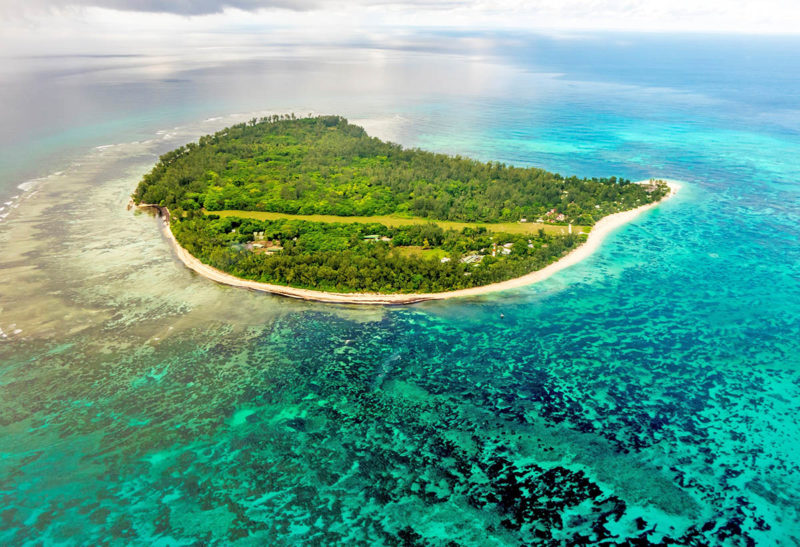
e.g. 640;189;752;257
133;115;676;304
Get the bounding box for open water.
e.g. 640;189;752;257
1;33;799;544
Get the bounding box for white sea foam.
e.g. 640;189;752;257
3;170;66;222
17;170;66;193
17;180;38;192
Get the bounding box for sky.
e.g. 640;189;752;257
1;0;799;57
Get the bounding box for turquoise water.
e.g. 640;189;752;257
1;34;799;544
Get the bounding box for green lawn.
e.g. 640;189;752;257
392;246;450;260
208;210;587;235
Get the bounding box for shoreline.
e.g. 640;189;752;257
143;180;680;305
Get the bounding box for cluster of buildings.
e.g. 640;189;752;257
540;208;566;222
249;232;283;254
441;240;532;265
640;178;667;193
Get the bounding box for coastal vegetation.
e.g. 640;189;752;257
172;214;583;293
134;115;669;294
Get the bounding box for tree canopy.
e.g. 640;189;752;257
171;214;583;294
134;115;669;294
134;115;667;225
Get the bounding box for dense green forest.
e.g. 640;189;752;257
134;115;668;293
133;115;668;225
172;213;584;293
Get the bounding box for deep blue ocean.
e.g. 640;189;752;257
1;32;799;544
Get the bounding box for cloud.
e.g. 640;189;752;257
4;0;319;15
2;0;471;16
2;0;799;34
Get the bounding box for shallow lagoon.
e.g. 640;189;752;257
1;34;799;544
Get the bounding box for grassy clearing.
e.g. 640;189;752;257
209;210;587;235
392;246;450;260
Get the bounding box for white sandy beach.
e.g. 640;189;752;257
147;180;680;305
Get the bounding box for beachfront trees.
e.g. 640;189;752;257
170;215;585;293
